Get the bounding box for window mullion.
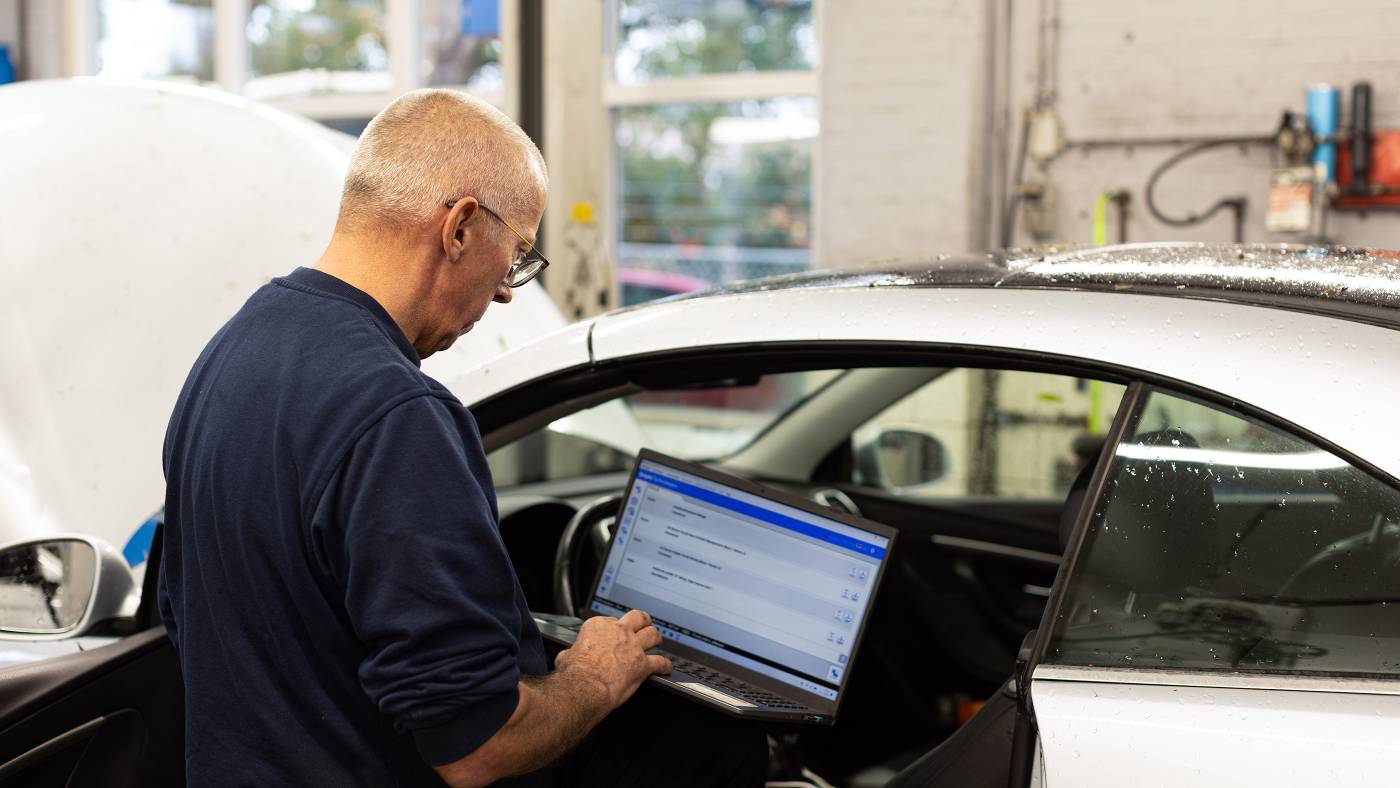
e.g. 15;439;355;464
498;0;520;119
65;0;97;76
213;0;248;93
602;71;818;108
387;0;421;95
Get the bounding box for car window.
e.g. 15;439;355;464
1047;389;1400;676
487;369;843;487
849;370;1126;500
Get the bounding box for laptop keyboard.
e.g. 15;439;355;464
666;656;809;711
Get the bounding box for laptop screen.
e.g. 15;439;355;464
590;457;891;702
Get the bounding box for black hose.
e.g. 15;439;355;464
1144;138;1263;242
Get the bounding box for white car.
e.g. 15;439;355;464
4;132;1400;785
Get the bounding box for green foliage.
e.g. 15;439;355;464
615;1;815;257
616;0;814;80
249;0;387;77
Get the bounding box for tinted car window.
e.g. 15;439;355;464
1048;390;1400;675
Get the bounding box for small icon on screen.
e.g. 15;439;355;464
838;654;848;664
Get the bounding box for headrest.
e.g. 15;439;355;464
1058;460;1098;553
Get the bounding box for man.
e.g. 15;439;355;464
160;90;763;786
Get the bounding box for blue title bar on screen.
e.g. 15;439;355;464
635;468;887;559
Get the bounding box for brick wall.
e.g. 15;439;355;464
818;0;1400;262
817;0;988;266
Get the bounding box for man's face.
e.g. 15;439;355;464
427;192;544;356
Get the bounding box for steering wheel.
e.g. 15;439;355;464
553;495;621;616
1274;517;1400;601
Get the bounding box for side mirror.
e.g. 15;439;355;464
0;536;134;640
855;427;948;488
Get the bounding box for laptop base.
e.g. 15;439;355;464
532;613;832;724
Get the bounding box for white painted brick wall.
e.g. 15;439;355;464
819;0;1400;260
817;0;986;267
1007;0;1400;248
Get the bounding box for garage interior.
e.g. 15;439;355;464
4;1;1399;316
3;2;1400;788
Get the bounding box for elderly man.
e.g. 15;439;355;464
160;90;764;786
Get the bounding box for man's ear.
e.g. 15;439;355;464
441;197;480;262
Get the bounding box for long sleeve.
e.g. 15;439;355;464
314;394;524;765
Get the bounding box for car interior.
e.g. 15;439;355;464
476;352;1130;786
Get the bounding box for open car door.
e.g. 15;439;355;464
0;527;182;786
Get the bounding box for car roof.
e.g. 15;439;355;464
657;242;1400;332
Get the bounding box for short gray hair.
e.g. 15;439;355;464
338;89;547;232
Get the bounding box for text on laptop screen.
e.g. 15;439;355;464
591;459;889;701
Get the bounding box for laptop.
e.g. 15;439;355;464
534;449;897;724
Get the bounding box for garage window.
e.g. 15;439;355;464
1047;389;1400;676
96;0;215;82
606;0;819;305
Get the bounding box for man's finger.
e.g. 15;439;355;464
645;654;673;675
637;626;662;649
619;608;652;631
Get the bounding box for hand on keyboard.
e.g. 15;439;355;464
555;609;673;712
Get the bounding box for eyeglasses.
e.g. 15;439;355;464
444;197;550;287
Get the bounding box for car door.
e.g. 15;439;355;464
0;529;183;787
1028;385;1400;787
473;347;1134;779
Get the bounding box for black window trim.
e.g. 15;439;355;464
1022;381;1149;708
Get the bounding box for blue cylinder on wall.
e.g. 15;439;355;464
1307;83;1341;182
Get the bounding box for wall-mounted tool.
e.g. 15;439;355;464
1334;81;1400;211
1092;190;1131;245
1305;84;1341;240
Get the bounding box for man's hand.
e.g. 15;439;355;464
432;609;672;787
554;609;673;717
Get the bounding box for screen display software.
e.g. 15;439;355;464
591;459;890;701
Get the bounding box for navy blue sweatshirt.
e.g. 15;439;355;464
160;267;547;786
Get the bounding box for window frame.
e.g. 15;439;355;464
69;0;519;122
600;0;822;308
1028;380;1400;696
